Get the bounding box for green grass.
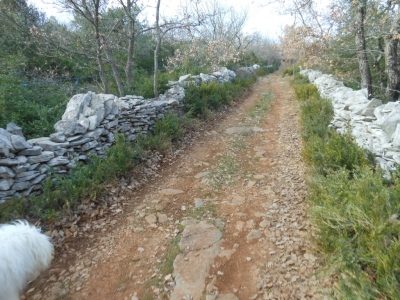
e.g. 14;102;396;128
141;294;154;300
159;236;181;276
246;92;274;125
206;152;239;191
231;140;246;150
188;202;217;220
296;74;400;299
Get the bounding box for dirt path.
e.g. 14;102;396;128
24;74;332;300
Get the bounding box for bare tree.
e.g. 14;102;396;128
63;0;109;93
117;0;147;86
247;32;280;65
154;0;161;98
354;0;372;98
153;0;202;98
193;0;252;51
384;5;400;100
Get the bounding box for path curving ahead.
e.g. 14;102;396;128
25;74;331;300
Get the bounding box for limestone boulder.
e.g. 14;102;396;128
0;135;14;157
0;166;15;178
375;112;400;137
28;137;69;151
200;73;217;83
50;132;66;143
6;123;24;137
236;67;255;78
62;93;91;121
392;124;400;147
0;178;13;191
54;120;88;136
11;135;32;152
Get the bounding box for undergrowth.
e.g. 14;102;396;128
296;74;400;299
283;65;301;76
184;76;257;118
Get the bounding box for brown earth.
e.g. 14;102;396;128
23;73;333;300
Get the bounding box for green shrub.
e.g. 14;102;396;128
283;66;301;76
130;70;171;98
256;67;268;76
0;82;69;139
296;75;400;299
267;65;278;73
184;77;257;118
200;81;230;110
232;76;257;88
153;112;183;141
184;83;208;117
300;95;333;141
24;134;142;221
0;198;28;223
310;167;400;299
294;83;319;101
135;112;184;152
304;131;369;175
292;73;310;85
298;77;369;175
136;133;172;152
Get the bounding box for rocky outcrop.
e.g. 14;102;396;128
300;69;400;175
0;68;237;203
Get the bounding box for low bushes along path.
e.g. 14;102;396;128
24;73;333;300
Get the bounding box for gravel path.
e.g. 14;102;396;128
24;74;332;300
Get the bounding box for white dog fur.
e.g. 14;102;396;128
0;220;54;300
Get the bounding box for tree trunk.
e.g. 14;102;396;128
102;36;125;96
154;0;161;99
125;0;135;86
385;11;400;101
126;21;135;85
94;0;108;93
373;37;385;90
95;37;108;93
355;0;372;99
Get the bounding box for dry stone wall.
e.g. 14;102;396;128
301;69;400;176
0;68;236;203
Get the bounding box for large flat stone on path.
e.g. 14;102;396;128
171;221;222;300
179;221;222;251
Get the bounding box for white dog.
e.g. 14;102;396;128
0;220;54;300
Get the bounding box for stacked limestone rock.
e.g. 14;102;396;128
0;123;52;201
164;67;236;88
0;67;236;202
235;65;260;78
300;69;400;174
